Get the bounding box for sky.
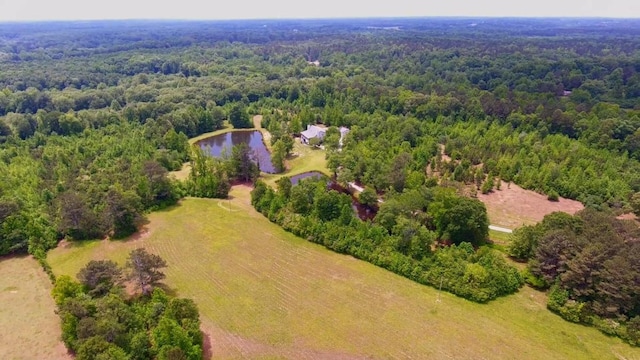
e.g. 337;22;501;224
0;0;639;21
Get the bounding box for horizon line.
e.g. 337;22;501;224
1;15;640;24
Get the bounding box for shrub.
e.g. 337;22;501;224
593;318;622;337
627;316;640;345
547;284;569;312
521;267;547;289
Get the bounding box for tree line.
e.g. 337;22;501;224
251;177;522;303
509;210;640;345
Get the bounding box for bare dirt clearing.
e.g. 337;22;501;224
0;256;71;360
478;182;584;229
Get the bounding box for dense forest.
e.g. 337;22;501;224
2;18;640;346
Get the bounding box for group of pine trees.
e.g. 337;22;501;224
509;210;640;345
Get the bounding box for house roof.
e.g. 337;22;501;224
301;125;326;139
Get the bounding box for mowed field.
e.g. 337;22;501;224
48;186;640;360
0;256;71;360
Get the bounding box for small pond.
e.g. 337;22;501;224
196;131;275;173
290;171;327;185
329;181;378;222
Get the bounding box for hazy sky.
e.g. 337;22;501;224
0;0;639;21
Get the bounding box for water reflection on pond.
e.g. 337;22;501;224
196;131;275;173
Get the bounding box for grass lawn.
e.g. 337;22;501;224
262;138;330;187
489;228;512;246
47;186;640;360
0;256;71;360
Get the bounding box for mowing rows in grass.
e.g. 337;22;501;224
47;193;640;359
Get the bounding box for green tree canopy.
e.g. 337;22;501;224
126;248;168;296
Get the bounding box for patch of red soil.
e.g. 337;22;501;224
129;227;150;242
57;239;73;249
616;213;638;221
477;182;584;229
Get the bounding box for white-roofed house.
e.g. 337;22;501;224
300;124;327;145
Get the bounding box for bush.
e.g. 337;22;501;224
592;318;622;337
627;316;640;345
547;284;569;312
559;300;586;323
521;267;548;289
547;190;559;201
548;285;586;323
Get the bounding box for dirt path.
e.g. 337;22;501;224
253;114;263;129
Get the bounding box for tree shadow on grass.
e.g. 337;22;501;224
155;283;178;297
202;330;213;359
0;253;31;265
148;201;183;213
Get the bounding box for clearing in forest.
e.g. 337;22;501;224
0;256;72;360
171;114;328;184
47;186;640;360
478;182;584;229
261;137;330;187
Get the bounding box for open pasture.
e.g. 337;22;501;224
0;256;71;360
48;186;640;360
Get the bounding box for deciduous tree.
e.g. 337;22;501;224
229;103;252;129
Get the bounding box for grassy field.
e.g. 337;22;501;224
47;186;640;360
488;229;512;244
0;256;71;360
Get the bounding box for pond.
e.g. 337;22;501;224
290;171;327;185
196;131;275;173
328;181;378;222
